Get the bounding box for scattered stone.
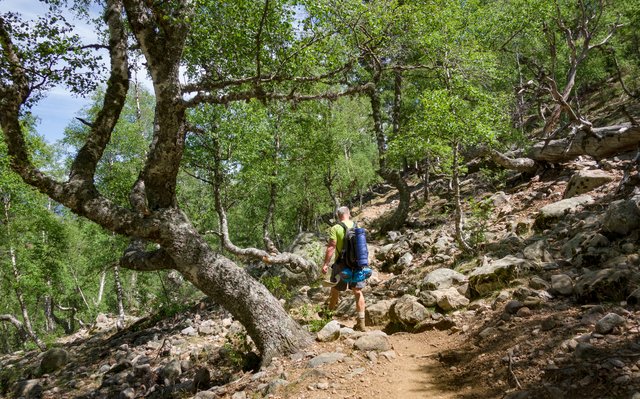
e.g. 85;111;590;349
564;169;614;199
541;318;556;331
180;326;197;336
516;307;532;317
40;348;70;374
119;387;135;399
504;300;524;315
422;268;468;291
161;360;182;385
316;320;341;342
431;287;469;312
529;276;550;290
365;300;395;327
390;295;430;329
536;195;594;228
595;313;625;334
353;333;391;352
12;379;43;399
307;353;346;368
469;256;534;295
551;274;574;295
602;195;640;235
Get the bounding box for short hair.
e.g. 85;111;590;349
336;206;350;218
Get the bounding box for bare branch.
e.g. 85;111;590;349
185;82;374;108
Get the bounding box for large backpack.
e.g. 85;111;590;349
338;222;371;283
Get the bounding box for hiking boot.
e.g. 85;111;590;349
353;317;366;332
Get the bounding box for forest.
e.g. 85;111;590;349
1;0;639;377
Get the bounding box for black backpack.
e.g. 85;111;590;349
338;222;362;270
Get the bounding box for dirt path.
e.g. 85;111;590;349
280;329;476;399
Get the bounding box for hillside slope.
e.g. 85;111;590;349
2;152;640;399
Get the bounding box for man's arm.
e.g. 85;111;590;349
322;240;337;274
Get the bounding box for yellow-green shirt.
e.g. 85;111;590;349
329;220;355;254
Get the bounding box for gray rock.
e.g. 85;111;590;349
551;274;574;295
564;169;614;199
602;196;640;235
523;240;552;263
316;320;341;342
365;300;394;327
40;348;70;374
181;326;197;336
575;268;636;302
231;392;247;399
119;388;135;399
504;300;524;315
595;313;625;334
193;368;211;391
394;252;414;272
307;352;346;368
161;360;182;385
353;333;391;352
390;295;429;328
536;195;594;228
469;256;535;296
413;317;456;332
539;195;594;218
529;276;550;290
267;378;288;394
418;290;438;307
431;287;469;311
422;268;468;291
12;379;43;399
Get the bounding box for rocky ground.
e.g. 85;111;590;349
3;153;640;399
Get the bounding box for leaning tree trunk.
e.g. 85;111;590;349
122;210;312;364
485;124;640;172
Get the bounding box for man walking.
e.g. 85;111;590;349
321;206;366;331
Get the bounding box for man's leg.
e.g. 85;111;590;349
328;287;340;311
352;288;366;331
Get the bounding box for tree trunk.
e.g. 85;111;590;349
121;210;312;364
113;263;126;330
452;142;472;252
368;81;410;233
530;124;640;162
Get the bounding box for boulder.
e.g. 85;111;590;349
574;268;637;303
551;274;574;296
353;333;391;352
602;195;640;235
316;320;341;342
431;287;470;312
365;300;395;327
422;268;468;291
535;195;594;229
393;252;414;273
40;348;70;374
469;256;535;296
595;313;625;334
390;295;430;329
12;379;43;399
563;169;614;199
523;240;553;263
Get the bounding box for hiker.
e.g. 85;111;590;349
321;206;366;331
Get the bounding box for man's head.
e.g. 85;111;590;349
336;206;350;221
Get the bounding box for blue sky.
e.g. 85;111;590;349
0;0;97;143
0;0;156;144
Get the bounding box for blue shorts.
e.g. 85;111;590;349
330;263;366;291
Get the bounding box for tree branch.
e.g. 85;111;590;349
69;0;130;182
120;240;176;271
